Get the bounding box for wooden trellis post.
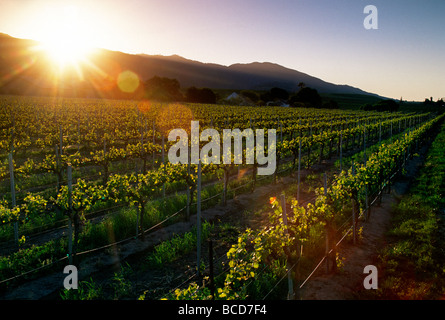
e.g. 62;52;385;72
9;153;18;247
281;194;294;300
196;160;202;277
67;165;73;264
296;118;301;202
323;173;330;274
339;131;343;172
351;162;357;245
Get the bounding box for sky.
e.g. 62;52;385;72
1;0;444;101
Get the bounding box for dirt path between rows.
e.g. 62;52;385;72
300;192;394;299
300;144;429;300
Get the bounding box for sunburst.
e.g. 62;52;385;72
36;4;93;71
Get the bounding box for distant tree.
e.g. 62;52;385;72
364;99;399;112
322;99;339;109
186;87;200;103
200;88;217;104
258;87;289;105
360;103;373;111
424;97;445;108
378;99;399;111
270;87;289;101
289;87;322;107
145;76;183;101
240;90;260;103
260;91;272;103
186;87;216;104
298;82;306;90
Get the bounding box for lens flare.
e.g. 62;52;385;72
117;70;140;93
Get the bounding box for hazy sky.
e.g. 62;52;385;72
1;0;444;101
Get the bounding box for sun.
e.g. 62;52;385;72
37;4;93;69
42;34;91;69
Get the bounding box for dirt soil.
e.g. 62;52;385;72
300;144;430;300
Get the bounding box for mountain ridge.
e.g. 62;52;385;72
0;33;383;99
